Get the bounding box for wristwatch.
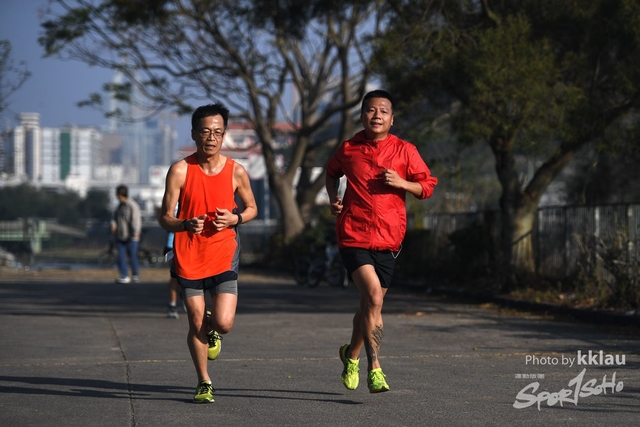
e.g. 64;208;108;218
181;220;188;231
236;213;243;225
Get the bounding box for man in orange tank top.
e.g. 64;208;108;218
158;102;257;403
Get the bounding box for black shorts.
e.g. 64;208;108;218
169;259;178;279
339;247;397;288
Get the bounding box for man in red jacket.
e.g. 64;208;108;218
325;90;437;393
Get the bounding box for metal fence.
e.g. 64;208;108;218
0;217;281;267
3;204;639;276
417;203;640;278
536;204;640;277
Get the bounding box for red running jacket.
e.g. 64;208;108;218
326;131;437;252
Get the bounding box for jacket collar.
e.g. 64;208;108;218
352;130;396;146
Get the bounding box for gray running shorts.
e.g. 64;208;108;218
177;270;239;297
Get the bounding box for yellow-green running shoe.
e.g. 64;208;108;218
207;330;222;360
205;310;222;360
339;344;359;390
193;380;214;403
367;368;390;393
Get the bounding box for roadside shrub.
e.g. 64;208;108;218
596;239;639;310
394;229;438;282
447;222;493;280
265;211;335;271
571;233;640;311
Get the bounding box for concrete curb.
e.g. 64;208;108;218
401;283;640;327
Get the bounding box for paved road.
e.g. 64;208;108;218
0;268;639;427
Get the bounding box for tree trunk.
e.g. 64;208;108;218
510;205;537;273
498;188;537;291
494;136;580;291
492;136;522;290
268;174;305;241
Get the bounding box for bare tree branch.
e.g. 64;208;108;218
39;0;385;238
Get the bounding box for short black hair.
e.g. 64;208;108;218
116;184;128;198
191;102;230;130
361;90;394;114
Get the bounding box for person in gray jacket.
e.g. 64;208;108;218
110;184;142;283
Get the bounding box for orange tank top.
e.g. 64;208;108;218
174;154;239;279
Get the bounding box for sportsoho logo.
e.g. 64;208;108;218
513;351;626;411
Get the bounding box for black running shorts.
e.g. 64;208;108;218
339;247;397;288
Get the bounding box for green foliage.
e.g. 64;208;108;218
0;184;39;219
458;16;582;149
77;189;111;220
564;115;640;204
0;185;110;223
241;0;375;38
375;0;640;283
376;5;586;152
376;0;640;165
108;0;171;25
39;6;92;55
413;138;501;212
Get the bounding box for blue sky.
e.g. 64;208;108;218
0;0;193;145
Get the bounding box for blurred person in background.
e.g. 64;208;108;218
163;231;182;318
111;184;142;284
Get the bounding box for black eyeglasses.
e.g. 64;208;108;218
197;128;225;139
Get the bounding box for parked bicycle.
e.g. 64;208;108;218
97;237;117;267
138;245;163;267
97;231;163;268
306;240;349;288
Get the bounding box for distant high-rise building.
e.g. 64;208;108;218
41;126;100;184
99;132;123;165
3;113;41;180
0;132;4;172
1;114;101;197
107;70;178;184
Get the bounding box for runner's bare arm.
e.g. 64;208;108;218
158;160;189;232
233;162;258;224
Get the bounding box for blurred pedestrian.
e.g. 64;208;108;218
111;184;142;284
164;232;181;318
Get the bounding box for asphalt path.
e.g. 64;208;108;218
0;267;639;427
